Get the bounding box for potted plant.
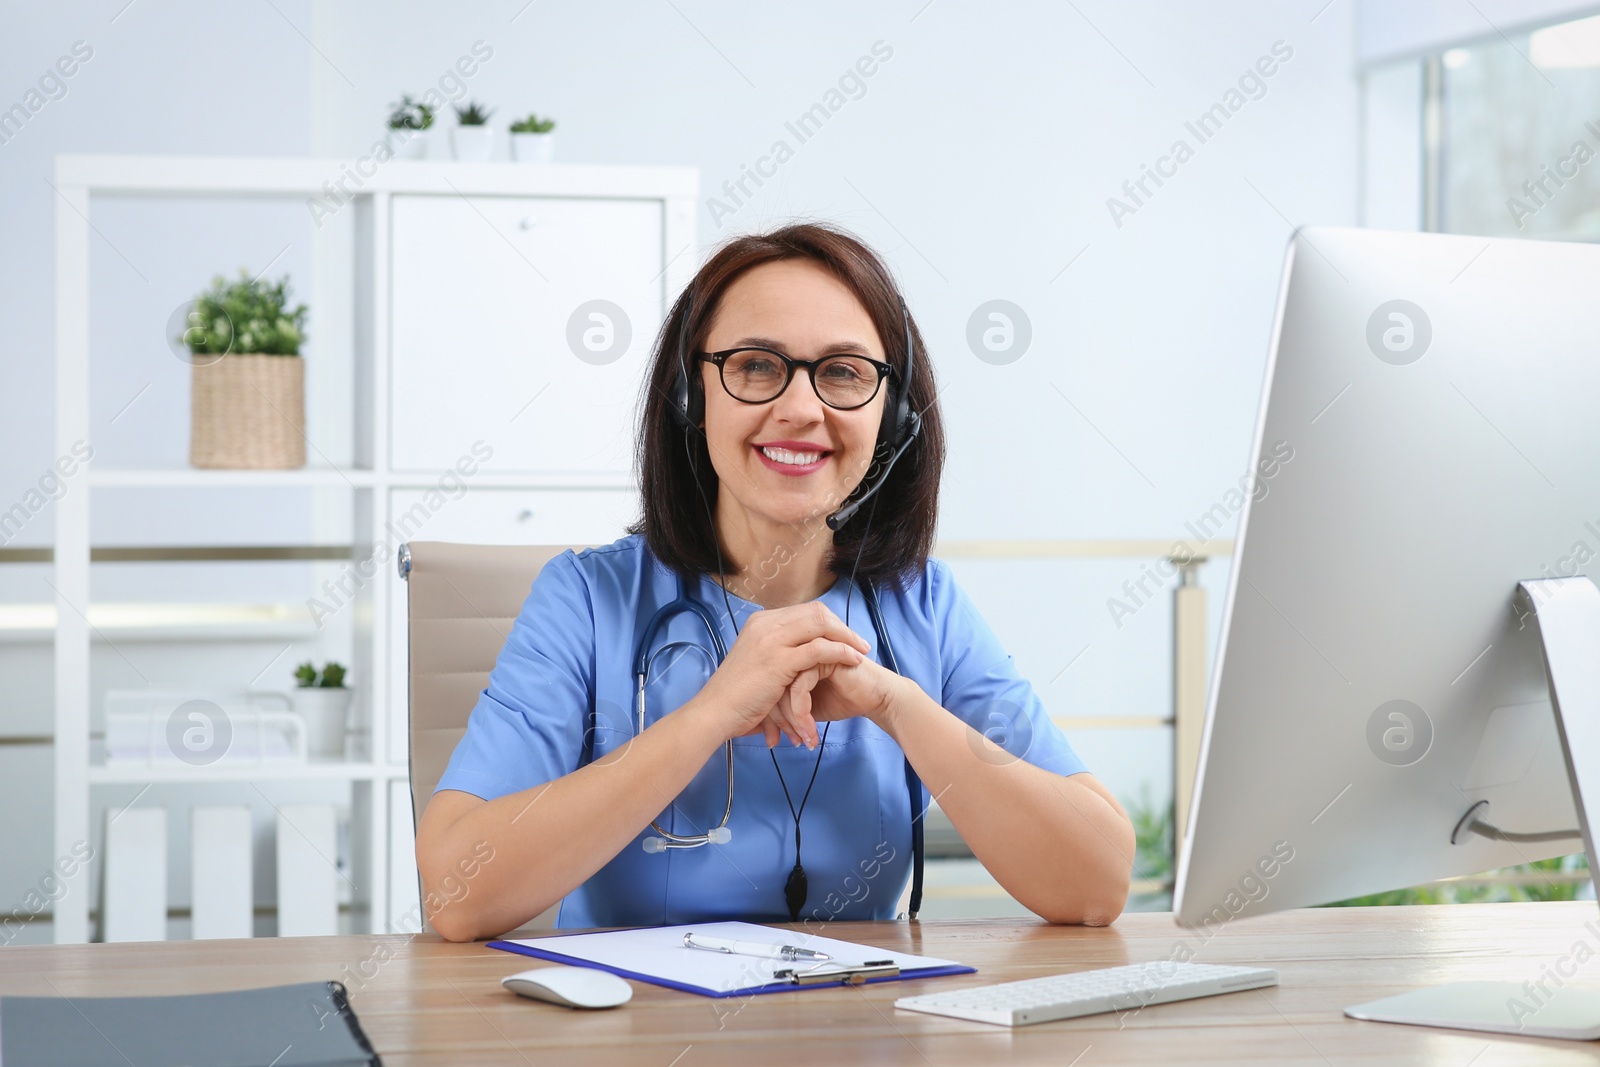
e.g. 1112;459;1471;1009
184;272;308;469
292;661;351;759
451;100;496;162
509;113;557;163
386;94;434;160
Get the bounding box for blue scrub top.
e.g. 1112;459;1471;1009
434;532;1089;929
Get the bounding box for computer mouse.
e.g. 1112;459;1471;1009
501;965;633;1009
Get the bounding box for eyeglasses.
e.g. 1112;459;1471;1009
696;347;893;410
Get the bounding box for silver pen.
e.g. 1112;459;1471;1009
682;932;832;961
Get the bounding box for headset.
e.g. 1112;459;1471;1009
667;282;923;531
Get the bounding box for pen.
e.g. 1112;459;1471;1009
682;932;832;961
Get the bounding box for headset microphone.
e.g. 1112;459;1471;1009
824;410;921;531
824;298;921;531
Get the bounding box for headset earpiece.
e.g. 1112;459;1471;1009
880;298;917;449
669;288;699;431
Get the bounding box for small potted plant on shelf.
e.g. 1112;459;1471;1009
509;113;557;163
184;271;309;469
292;661;351;759
387;94;434;160
451;100;496;161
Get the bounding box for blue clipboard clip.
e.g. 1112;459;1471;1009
772;959;900;986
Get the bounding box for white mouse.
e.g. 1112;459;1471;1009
501;965;633;1009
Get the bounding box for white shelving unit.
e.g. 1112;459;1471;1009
52;154;697;943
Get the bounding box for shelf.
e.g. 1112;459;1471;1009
87;468;637;491
88;760;408;785
91;467;375;489
51;155;700;943
0;601;316;642
2;547;355;566
387;470;637;490
56;154;699;199
91;546;354;562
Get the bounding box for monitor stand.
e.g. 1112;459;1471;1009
1344;576;1600;1041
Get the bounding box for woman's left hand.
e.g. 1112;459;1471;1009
763;652;908;747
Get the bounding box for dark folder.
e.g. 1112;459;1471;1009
0;980;381;1067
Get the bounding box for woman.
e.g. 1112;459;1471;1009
416;222;1134;941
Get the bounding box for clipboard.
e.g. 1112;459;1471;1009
489;921;975;998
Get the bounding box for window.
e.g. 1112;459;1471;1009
1436;13;1600;239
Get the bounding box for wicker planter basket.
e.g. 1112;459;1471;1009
189;354;307;469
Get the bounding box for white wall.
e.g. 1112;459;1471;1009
0;0;1361;932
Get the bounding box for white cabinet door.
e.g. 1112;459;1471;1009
390;195;664;473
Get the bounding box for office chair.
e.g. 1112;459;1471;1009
399;540;586;932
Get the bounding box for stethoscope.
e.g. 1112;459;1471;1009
629;570;926;919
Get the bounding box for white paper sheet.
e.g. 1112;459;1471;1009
497;921;969;995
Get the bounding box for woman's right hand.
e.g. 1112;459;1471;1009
696;601;870;748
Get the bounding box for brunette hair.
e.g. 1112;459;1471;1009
625;221;945;594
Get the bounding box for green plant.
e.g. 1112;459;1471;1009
387;94;434;131
510;112;556;134
1117;785;1175;911
295;661;348;688
182;272;307;356
454;100;495;126
1323;853;1590;907
1128;783;1173;885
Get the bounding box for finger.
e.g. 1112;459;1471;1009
787;687;812;748
762;701;800;748
777;680;820;748
788;637;866;676
773;690;808;747
774;604;872;655
789;676;817;747
772;709;800;748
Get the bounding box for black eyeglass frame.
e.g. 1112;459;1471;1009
694;347;895;411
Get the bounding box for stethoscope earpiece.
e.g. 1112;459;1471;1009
643;825;731;853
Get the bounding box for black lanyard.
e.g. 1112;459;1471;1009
763;581;925;922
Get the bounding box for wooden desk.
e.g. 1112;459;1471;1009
6;903;1600;1065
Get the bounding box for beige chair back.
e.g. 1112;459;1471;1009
402;541;584;931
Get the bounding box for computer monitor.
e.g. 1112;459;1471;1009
1172;226;1600;1037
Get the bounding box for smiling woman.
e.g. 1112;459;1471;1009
414;222;1135;940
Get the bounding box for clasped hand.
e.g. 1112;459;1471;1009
703;600;903;749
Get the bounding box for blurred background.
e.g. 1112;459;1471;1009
3;0;1598;944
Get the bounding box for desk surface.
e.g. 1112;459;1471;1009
6;903;1600;1065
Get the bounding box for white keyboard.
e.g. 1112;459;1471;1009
894;961;1278;1027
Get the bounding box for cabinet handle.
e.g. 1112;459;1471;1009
518;217;539;230
517;509;534;522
